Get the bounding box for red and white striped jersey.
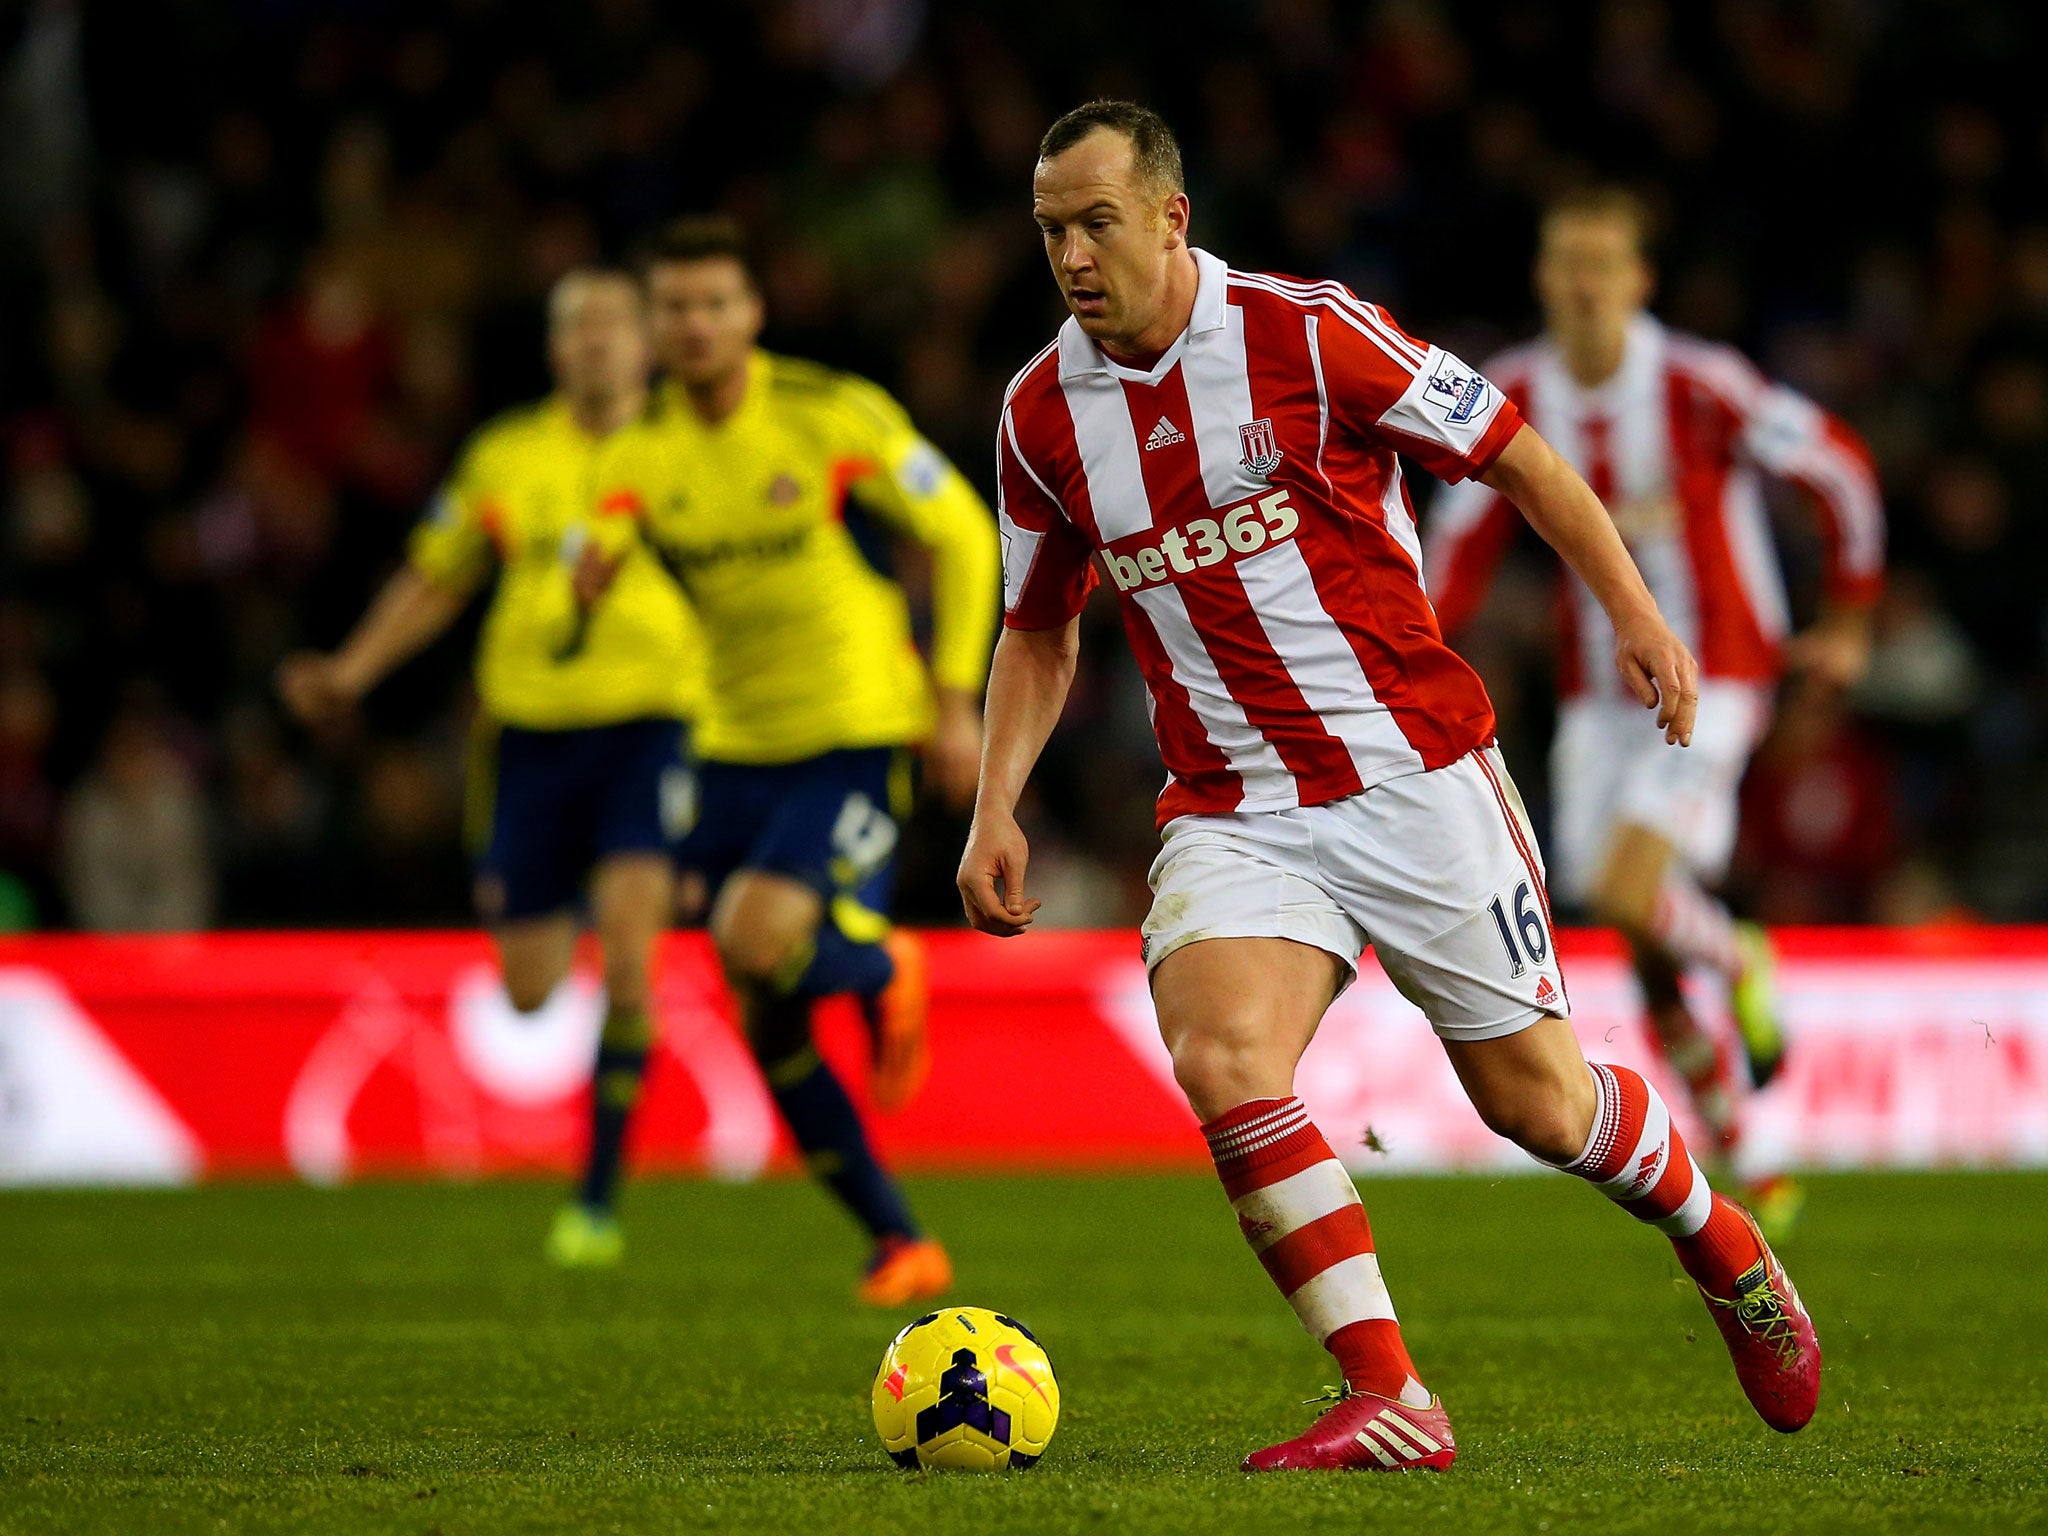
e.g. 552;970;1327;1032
998;249;1523;827
1424;314;1884;700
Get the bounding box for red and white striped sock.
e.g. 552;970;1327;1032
1203;1097;1426;1404
1651;875;1743;979
1652;1006;1742;1154
1561;1062;1762;1292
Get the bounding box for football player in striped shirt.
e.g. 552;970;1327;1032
964;101;1820;1471
1425;189;1885;1238
279;271;700;1267
581;217;999;1307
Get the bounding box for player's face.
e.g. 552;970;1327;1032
646;258;764;387
1033;129;1191;348
1535;214;1653;351
548;276;651;401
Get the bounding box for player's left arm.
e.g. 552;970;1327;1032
1481;426;1700;745
1738;376;1886;689
837;381;1001;808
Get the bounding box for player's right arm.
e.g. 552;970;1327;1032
956;401;1097;936
276;455;492;726
959;621;1077;936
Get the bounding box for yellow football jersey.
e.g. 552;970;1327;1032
408;396;703;730
597;352;998;765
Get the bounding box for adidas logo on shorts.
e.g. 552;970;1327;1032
1144;416;1186;451
1534;975;1557;1007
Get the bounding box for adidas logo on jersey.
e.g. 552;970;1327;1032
1144;416;1185;451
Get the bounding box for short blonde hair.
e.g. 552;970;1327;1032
1540;187;1656;256
547;268;642;331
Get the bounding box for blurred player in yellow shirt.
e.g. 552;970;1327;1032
278;271;698;1267
584;217;999;1305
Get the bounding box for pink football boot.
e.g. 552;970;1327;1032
1242;1386;1456;1472
1697;1206;1822;1432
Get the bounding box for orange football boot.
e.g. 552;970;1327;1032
858;1235;953;1307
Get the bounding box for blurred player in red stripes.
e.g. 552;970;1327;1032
1425;190;1885;1236
962;102;1821;1473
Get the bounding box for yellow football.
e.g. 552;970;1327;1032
870;1306;1059;1471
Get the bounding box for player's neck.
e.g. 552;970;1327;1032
567;386;645;438
680;357;751;426
1559;327;1627;388
1099;248;1201;366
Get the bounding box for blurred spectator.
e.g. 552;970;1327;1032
1730;679;1899;925
245;253;403;500
339;736;468;922
0;665;58;919
58;705;213;931
1855;572;1981;728
213;703;328;925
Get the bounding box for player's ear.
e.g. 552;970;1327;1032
1161;190;1191;250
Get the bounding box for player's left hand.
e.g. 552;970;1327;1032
1613;611;1699;747
925;689;983;812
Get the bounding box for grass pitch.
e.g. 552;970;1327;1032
1;1171;2040;1535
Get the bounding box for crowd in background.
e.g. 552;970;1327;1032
1;0;2043;931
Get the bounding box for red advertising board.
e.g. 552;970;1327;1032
2;927;2044;1184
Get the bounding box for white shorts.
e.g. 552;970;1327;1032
1548;682;1770;905
1141;748;1569;1043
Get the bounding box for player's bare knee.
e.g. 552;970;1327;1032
712;920;802;992
1167;1029;1273;1123
1593;828;1670;937
1472;1091;1577;1164
600;953;650;1013
1590;877;1654;939
711;926;770;986
594;919;658;1002
1521;1101;1592;1165
1473;1064;1595;1164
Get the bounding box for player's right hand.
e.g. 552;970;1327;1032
1612;612;1699;747
957;811;1042;937
275;652;358;727
1782;612;1872;692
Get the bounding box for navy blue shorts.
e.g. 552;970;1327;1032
679;747;911;913
470;717;691;923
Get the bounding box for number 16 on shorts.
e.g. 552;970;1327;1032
1487;880;1549;979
